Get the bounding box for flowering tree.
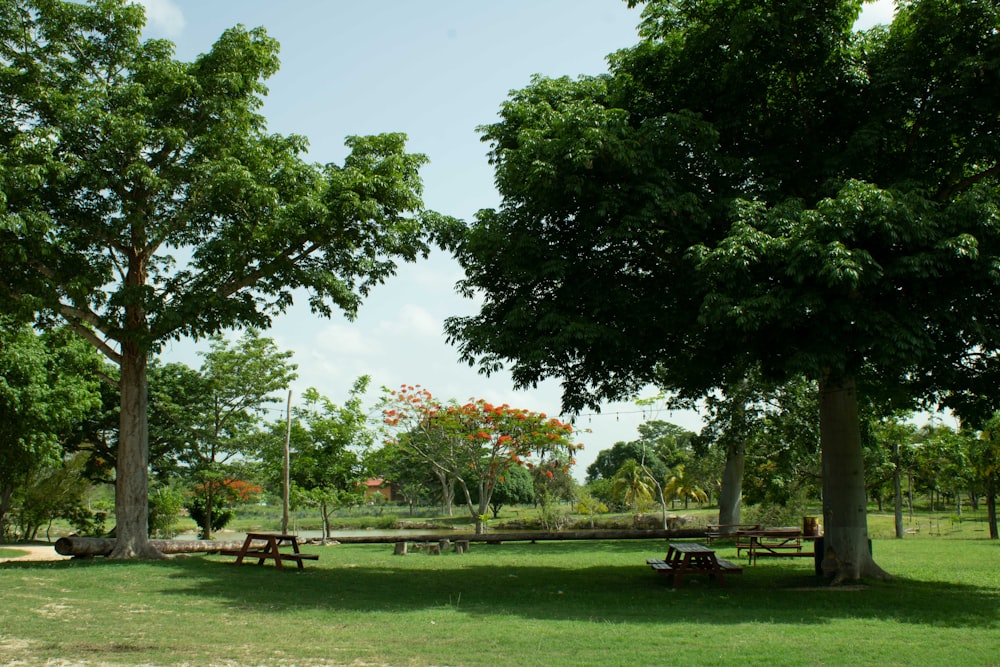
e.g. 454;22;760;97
186;479;262;537
381;385;582;533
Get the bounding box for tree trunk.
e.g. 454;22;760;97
433;470;454;516
109;345;161;559
987;479;998;540
818;374;889;583
717;439;745;530
204;482;214;541
0;484;13;540
893;442;904;539
57;536;258;557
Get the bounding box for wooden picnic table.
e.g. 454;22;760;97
705;523;760;544
222;533;319;571
646;542;742;589
736;528;822;565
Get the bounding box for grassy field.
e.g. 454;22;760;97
2;517;998;667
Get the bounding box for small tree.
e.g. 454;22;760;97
171;330;297;539
574;489;609;529
264;378;373;540
186;479;262;538
471;464;534;519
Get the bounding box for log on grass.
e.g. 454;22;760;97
333;528;705;545
54;537;263;557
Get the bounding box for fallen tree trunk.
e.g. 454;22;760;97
312;528;705;544
54;537;263;557
55;528;705;557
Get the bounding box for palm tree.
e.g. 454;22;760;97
611;459;655;515
663;465;709;509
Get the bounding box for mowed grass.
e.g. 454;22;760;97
2;533;998;667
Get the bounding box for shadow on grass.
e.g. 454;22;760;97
8;542;996;631
156;556;997;629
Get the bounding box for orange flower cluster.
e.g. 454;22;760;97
381;384;583;465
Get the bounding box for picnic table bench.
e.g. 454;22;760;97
705;523;760;544
736;528;821;565
646;542;742;589
220;533;319;571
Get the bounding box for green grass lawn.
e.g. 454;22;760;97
2;531;998;667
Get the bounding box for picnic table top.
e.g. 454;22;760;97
668;542;716;553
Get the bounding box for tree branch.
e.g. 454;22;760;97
937;163;1000;201
58;304;122;365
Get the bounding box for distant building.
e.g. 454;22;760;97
363;478;397;502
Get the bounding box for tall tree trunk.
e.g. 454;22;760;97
109;345;161;559
204;482;214;540
717;439;745;530
818;374;889;583
433;470;454;516
0;484;13;540
987;480;998;540
893;441;904;539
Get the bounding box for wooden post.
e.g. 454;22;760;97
454;540;470;554
393;541;408;556
282;389;292;535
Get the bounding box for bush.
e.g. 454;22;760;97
185;498;234;537
742;502;807;528
149;486;184;538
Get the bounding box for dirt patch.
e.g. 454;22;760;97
0;544;71;563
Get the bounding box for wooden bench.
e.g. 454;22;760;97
648;557;745;573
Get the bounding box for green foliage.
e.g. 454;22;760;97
6;452;102;541
610;459;656;513
587;439;670;483
184;497;234;537
469;464;534;518
0;319;102;537
573;489;609;528
148;484;184;538
260;376;372;537
381;386;583;533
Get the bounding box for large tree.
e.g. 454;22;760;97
445;0;1000;582
0;0;444;557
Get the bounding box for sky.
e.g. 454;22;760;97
143;0;899;479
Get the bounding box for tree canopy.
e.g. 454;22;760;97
444;0;1000;581
0;0;448;556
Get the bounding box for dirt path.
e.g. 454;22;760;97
0;544;71;563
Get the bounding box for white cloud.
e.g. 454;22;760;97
855;0;896;30
377;304;442;339
309;323;382;358
133;0;185;38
